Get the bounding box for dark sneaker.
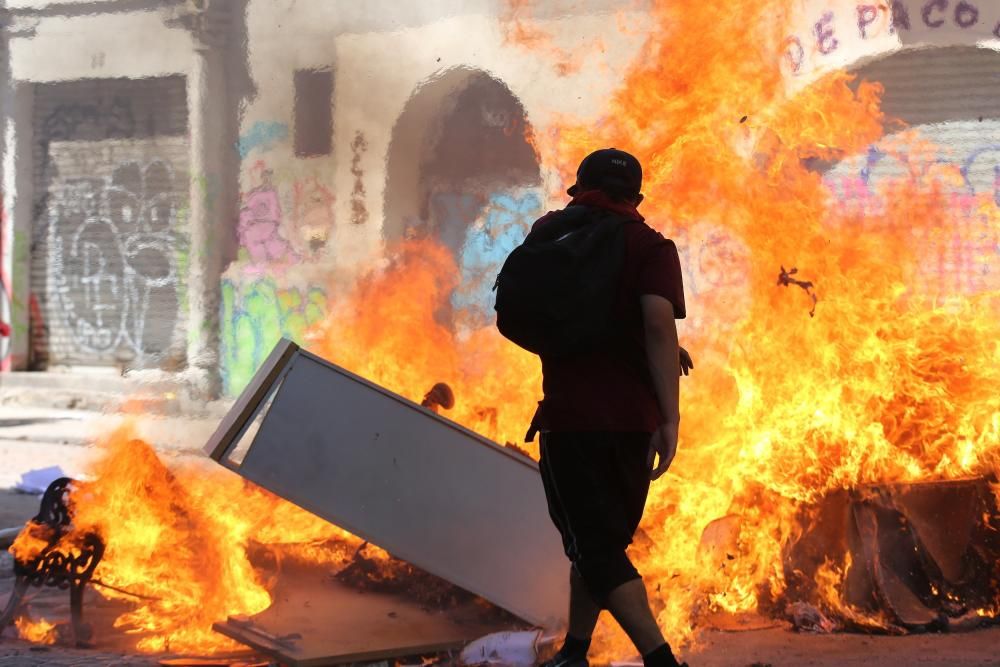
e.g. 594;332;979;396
538;655;589;667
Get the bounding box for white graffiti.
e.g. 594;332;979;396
47;160;181;359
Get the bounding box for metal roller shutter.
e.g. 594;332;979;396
30;76;189;370
827;46;1000;296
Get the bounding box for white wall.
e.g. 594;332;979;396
241;0;652;269
9;10;192;82
782;0;1000;88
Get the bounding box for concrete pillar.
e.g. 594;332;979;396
166;1;236;398
186;42;225;397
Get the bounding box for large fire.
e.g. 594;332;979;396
11;423;365;652
8;0;1000;658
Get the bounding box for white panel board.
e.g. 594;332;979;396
208;341;569;628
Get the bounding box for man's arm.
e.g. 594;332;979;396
641;294;680;479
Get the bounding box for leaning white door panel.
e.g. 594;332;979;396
205;339;568;627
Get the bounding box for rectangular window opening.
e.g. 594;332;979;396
294;68;333;157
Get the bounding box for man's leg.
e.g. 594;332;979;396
576;567;682;666
539;434;597;665
568;564;601;639
541;566;601;666
539;433;683;666
604;578;666;654
570;435;684;666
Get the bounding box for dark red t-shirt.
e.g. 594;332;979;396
530;191;686;434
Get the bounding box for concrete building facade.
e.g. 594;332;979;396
0;0;998;398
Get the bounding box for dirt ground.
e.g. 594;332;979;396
687;625;1000;666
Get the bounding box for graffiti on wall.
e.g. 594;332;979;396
238;163;298;270
825;141;1000;206
448;188;543;328
782;1;1000;77
0;276;9;370
237;121;289;159
825;132;1000;294
34;98;139;247
47;160;181;359
350;131;369;225
0;204;9;369
224;144;337;393
293;176;336;257
220;278;327;395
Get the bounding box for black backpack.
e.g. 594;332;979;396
493;205;635;357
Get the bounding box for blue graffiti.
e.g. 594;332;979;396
430;192;483;252
827;139;1000;206
961;145;1000;206
237;121;289;159
452;190;543;325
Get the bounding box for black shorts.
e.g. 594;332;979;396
538;430;652;603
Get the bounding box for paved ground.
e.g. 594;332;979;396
688;625;1000;665
0;645;160;666
2;401;1000;665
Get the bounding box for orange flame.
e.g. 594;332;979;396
307;238;543;453
510;0;1000;651
15;617;57;645
21;421;362;653
9;521;54;564
814;555;893;633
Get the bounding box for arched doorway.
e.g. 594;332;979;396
384;68;543;326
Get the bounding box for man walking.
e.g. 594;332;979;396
530;149;689;667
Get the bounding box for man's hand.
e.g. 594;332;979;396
649;422;679;480
679;346;694;376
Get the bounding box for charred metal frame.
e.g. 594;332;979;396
0;477;105;647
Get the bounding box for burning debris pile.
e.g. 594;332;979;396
1;416;522;660
2;478;104;647
783;478;1000;633
3;428;355;653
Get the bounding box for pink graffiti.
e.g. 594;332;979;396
0;201;10;371
839;175;879;212
292;177;335;256
238;163;297;270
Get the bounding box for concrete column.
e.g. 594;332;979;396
186;41;225;397
166;1;235;398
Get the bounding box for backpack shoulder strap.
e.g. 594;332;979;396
524;206;589;244
526;205;637;244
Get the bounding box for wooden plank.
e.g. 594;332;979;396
202;338;300;462
211;566;506;666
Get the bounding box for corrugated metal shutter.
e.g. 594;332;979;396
827;46;1000;296
30;76;189;370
